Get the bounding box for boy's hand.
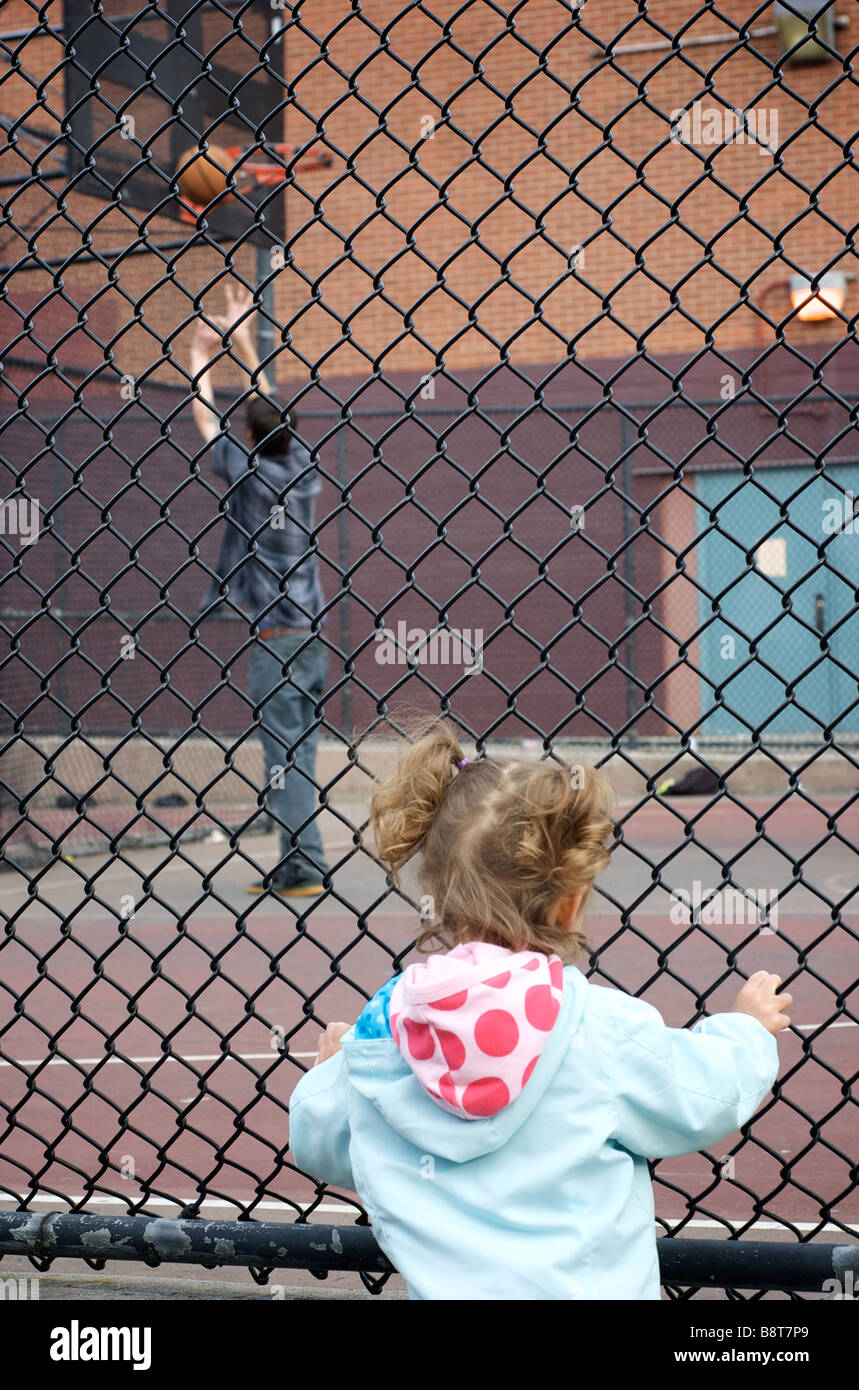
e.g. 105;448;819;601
313;1021;350;1066
731;971;793;1036
211;284;255;347
192;319;222;354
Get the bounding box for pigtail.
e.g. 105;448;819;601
371;716;614;963
554;766;614;893
513;764;613;893
370;718;465;885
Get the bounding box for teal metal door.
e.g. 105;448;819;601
696;466;859;736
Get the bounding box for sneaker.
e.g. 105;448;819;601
248;871;327;897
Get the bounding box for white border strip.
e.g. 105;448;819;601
1;1024;855;1071
0;1193;855;1234
0;1052;319;1068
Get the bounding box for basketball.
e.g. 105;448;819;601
176;144;232;206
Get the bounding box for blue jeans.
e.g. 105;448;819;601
248;632;329;881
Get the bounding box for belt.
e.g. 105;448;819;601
257;625;310;639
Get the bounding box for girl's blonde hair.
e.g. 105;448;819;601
369;717;614;963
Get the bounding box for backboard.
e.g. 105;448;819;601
63;0;287;245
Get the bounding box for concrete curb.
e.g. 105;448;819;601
6;734;857;813
3;1271;408;1300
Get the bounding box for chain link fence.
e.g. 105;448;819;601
0;0;857;1296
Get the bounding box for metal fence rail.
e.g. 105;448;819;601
1;0;858;1297
2;1211;858;1298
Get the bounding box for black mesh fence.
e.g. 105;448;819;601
0;0;857;1297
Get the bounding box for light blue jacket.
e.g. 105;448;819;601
289;964;779;1300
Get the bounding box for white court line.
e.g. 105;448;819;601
661;1219;858;1235
0;1051;318;1068
0;1193;854;1234
795;1021;857;1030
1;1023;856;1071
0;1194;361;1215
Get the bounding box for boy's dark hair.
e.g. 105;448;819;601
246;395;296;456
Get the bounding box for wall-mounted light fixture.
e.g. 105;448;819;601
789;270;847;321
774;2;836;63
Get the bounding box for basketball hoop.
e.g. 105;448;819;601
177;141;331;224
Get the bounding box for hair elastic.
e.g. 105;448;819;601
456;757;470;768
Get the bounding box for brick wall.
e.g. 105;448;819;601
2;1;853;387
1;0;855;742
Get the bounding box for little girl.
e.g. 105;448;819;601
289;720;791;1300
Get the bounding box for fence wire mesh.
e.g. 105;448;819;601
0;0;857;1296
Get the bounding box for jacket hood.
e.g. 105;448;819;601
341;951;587;1162
390;942;564;1118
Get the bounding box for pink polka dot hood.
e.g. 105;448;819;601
389;941;565;1120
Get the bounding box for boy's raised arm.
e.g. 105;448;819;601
211;283;274;399
189;319;221;444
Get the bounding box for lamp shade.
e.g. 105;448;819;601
789;271;847;321
775;3;835;63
